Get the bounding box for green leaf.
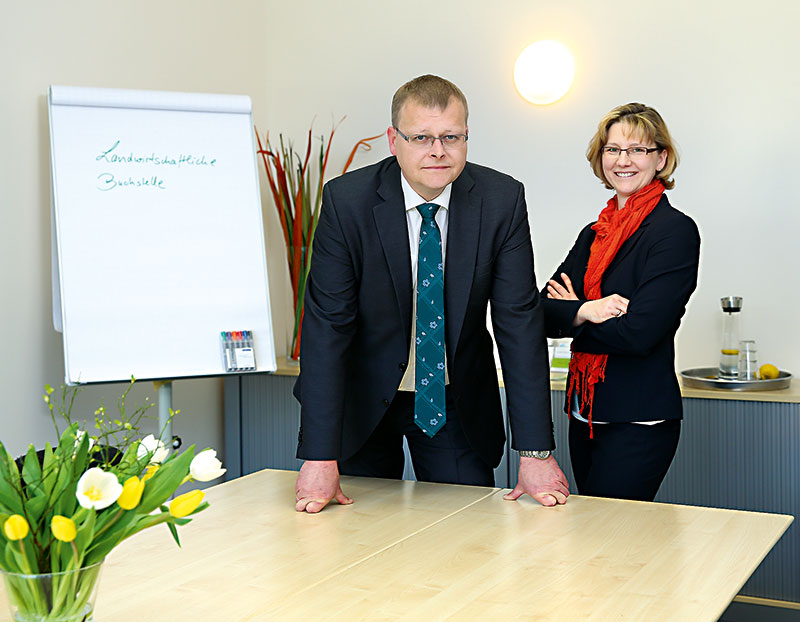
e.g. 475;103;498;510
123;510;174;539
59;538;74;570
74;508;96;556
9;542;31;574
52;460;76;517
0;442;20;486
3;541;21;573
83;511;137;565
56;423;78;459
72;432;90;475
22;445;44;494
0;446;24;514
166;521;181;547
50;539;73;574
23;536;42;574
0;546;10;572
93;506;122;534
6;449;21;485
5;451;22;488
23;494;49;525
137;447;195;515
41;443;57;497
0;512;10;550
111;442;147;480
0;480;23;515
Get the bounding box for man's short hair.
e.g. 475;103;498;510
391;75;469;128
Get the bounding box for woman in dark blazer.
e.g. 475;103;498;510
543;103;700;501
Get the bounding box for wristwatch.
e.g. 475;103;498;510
519;450;551;459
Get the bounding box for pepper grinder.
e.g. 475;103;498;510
719;296;742;379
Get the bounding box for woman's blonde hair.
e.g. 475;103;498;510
586;103;678;190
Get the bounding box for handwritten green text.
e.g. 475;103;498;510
96;140;217;167
97;173;166;191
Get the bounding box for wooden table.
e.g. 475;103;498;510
0;470;791;621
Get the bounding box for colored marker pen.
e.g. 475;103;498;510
234;331;243;370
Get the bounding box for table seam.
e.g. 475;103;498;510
241;487;498;621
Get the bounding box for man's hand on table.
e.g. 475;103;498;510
503;455;570;506
295;460;353;513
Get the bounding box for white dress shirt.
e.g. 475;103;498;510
398;174;451;391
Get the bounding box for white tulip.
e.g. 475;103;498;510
74;430;96;451
189;449;227;482
137;434;170;464
76;467;123;510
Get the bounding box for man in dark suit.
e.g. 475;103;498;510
293;75;569;513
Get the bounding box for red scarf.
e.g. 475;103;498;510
567;179;665;437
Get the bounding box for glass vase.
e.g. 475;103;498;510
1;560;103;622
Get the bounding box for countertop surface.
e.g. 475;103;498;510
258;358;800;404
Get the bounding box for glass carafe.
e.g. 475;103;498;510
719;296;742;379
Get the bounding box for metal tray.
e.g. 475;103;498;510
680;367;792;391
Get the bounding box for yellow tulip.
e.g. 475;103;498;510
3;515;29;541
142;465;159;482
169;490;205;518
51;515;77;542
117;476;145;510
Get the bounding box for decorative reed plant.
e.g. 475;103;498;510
256;121;382;360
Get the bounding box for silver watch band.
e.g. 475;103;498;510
519;450;551;459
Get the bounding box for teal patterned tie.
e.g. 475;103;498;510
415;203;446;437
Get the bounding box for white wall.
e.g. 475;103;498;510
0;1;273;460
263;0;800;375
2;0;798;459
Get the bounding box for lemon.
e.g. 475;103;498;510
759;363;779;380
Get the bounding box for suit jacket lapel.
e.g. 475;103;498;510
373;163;412;338
444;168;480;358
604;195;665;277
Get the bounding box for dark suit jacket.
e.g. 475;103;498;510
294;156;553;467
543;194;700;422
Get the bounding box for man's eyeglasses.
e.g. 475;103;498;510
394;127;468;149
602;146;660;160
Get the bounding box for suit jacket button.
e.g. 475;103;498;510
382;399;391;407
399;362;407;371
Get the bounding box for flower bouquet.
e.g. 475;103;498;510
0;380;225;621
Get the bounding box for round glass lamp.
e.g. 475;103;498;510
513;40;575;105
